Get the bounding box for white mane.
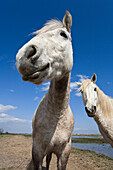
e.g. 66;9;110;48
33;20;64;35
97;87;113;119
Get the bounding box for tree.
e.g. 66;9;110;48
0;128;4;134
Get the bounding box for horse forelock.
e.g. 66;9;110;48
33;19;64;36
79;79;91;92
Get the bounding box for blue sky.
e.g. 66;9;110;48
0;0;113;134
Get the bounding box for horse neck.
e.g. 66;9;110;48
47;72;71;114
95;87;113;121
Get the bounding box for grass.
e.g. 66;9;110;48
72;137;107;144
0;133;107;144
0;135;4;138
71;148;113;169
0;133;32;136
72;134;102;137
23;134;32;137
1;133;101;137
71;148;113;160
0;133;106;144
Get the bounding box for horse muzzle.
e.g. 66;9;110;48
85;106;96;117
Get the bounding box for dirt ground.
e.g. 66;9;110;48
0;135;113;170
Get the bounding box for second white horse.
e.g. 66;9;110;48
77;73;113;147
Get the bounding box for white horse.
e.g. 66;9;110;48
16;11;74;170
77;73;113;147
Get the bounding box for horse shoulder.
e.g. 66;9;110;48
95;115;113;147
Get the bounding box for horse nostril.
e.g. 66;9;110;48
26;46;37;59
85;107;88;112
94;106;96;111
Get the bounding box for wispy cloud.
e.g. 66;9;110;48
73;127;89;134
34;96;39;101
70;82;78;92
10;89;14;93
0;113;31;123
0;113;32;133
35;82;50;94
0;104;17;112
70;74;88;97
41;81;50;91
74;127;89;131
107;81;112;85
75;92;81;97
7;59;16;70
76;74;89;82
73;126;99;134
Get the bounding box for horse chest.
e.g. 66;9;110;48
47;121;71;152
35;109;73;146
50;121;71;143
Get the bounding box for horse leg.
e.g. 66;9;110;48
57;139;71;170
32;144;44;170
46;152;52;170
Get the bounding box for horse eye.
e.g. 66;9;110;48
60;31;68;39
80;90;83;93
94;88;97;91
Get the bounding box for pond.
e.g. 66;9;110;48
72;136;113;159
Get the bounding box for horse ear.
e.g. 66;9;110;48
91;73;97;83
75;82;82;87
63;10;72;32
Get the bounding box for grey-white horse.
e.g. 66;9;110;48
16;11;74;169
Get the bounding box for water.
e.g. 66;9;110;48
72;138;113;159
72;135;103;139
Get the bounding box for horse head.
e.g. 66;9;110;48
16;11;73;85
